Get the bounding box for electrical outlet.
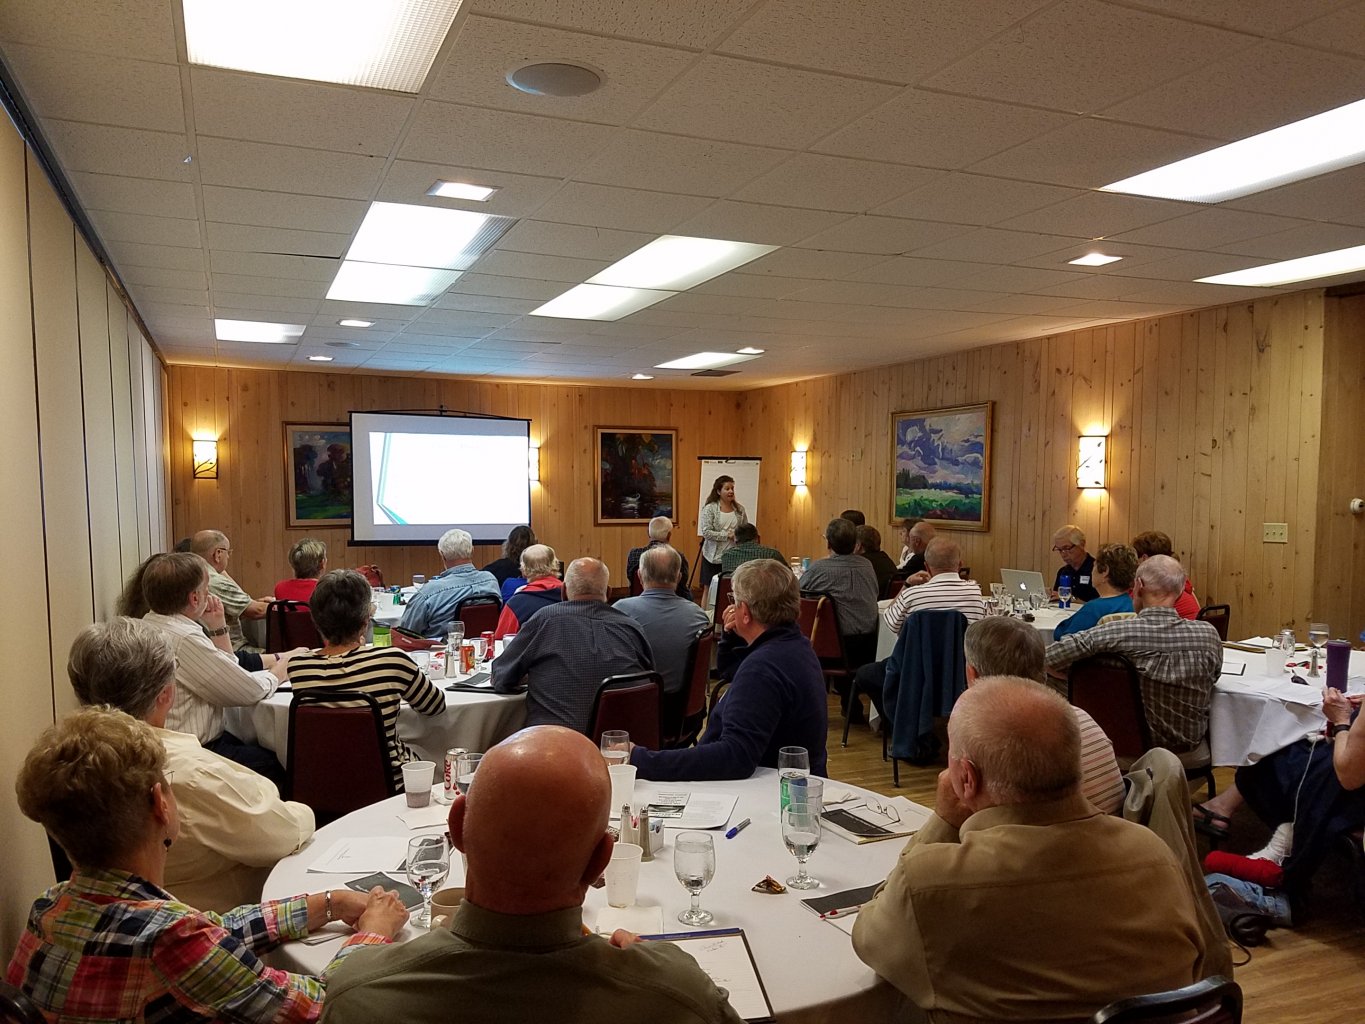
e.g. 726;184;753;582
1262;522;1288;544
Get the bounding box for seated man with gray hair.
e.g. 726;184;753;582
1050;524;1098;602
399;528;501;637
853;676;1208;1021
1046;555;1222;756
492;558;654;735
625;516;692;599
67;617;314;913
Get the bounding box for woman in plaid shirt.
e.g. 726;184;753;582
7;707;408;1022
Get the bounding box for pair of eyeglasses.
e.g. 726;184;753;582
1052;544;1076;554
853;798;900;824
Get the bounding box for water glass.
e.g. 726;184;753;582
601;729;631;766
406;835;451;928
455;752;482;795
1028;592;1044;611
1307;622;1329;676
990;582;1005;602
445;621;466;648
412;574;426;589
1058;585;1072;608
778;745;809;813
674;831;716;926
783;776;823;890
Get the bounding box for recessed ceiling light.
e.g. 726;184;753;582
507;62;602;97
213;318;305;344
426;180;499;202
1102;96;1365;203
327;261;461;305
654;351;761;371
1068;253;1123;267
308;355;334;362
736;346;765;355
337;318;374;328
631;373;654;380
1196;243;1365;287
530;283;673;321
181;0;463;93
347;202;510;271
589;236;779;292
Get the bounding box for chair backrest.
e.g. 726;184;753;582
681;628;715;720
458;596;502;635
286;689;397;824
796;597;820;640
885;578;905;601
1196;604;1230;641
629;568;644;597
356;564;385;588
808;595;846;664
714;575;734;618
1093;976;1242;1024
589;671;663;750
1068;654;1152;760
0;982;47;1024
265;599;323;653
884;609;970;760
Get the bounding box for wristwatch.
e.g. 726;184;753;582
1327;721;1351;739
205;626;229;638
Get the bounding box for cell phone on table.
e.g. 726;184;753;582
345;872;424;911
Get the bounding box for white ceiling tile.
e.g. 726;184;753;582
131;283;210;306
464;0;751;48
378;161;563;216
718;0;1052;83
995;190;1193;239
1114;280;1284;306
793;215;968;255
1030;273;1156;300
689;273;817;299
317;299;429;320
739;248;896;281
1285;2;1365;59
1108;208;1315;250
91;210;201;248
732;154;940;214
205;222;348;258
1214;223;1365;261
923;0;1253;115
671;200;848;246
400;102;615;177
190;68;413;156
635;55;900;149
445;273;562;301
121;265;209;291
650;292;770;317
196;137;385;199
573;130;788;197
429;15;694;125
472;250;607;283
871;172;1076;226
3;45;184;131
209;251;338;282
495;220;653;261
138;301;213;322
108;242;206;273
69;172;197;220
200;186;366;234
905;227;1085;264
210;274;329;300
435;293;541;315
946;292;1082;315
44;120;191;181
212;292;322;315
0;0;178;62
1131;0;1347;34
850;256;981;288
933;263;1090;294
815;90;1074;170
1100;250;1268;282
1226;163;1365;228
523;182;704;235
416;308;519;330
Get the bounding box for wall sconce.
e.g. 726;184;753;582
1077;435;1106;489
192;439;219;480
790;449;807;487
528;445;540;482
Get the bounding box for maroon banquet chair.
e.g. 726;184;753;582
589;671;663;751
457;596;502;636
286;689;396;825
265;600;322;653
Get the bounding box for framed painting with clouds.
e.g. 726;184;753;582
890;402;992;531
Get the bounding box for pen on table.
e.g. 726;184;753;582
820;904;862;919
725;818;752;839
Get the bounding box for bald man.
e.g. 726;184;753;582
492;558;654;734
853;678;1207;1022
626;516;692;598
324;727;743;1024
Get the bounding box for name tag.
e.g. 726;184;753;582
1079;576;1091;584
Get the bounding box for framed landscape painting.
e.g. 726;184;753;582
285;423;353;527
890;402;992;531
596;428;676;525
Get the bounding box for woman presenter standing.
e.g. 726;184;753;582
698;474;748;587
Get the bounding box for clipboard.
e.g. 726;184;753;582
640;927;774;1022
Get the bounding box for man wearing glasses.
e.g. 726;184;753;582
191;529;272;651
1050;524;1098;602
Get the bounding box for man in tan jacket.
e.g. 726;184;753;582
853;676;1211;1023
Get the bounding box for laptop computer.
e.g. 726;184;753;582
1000;568;1049;602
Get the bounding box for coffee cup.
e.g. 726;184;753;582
402;760;435;807
429;887;465;929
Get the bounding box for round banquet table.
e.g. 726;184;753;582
875;598;1070;660
263;768;913;1024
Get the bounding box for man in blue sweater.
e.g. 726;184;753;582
631;558;827;781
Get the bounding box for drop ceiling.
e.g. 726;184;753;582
2;0;1365;389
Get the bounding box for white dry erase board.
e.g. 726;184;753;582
696;458;762;531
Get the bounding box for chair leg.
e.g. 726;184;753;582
841;711;852;748
892;756;899;787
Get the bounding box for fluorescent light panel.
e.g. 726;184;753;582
1069;253;1123;267
631;373;654;380
347;202;509;271
308;355;334;362
327;261;461;305
589;236;779;291
182;0;463;93
654;351;759;371
427;180;499;201
736;346;765;354
337;318;374;328
530;284;673;321
214;318;305;344
1103;96;1365;203
1197;243;1365;287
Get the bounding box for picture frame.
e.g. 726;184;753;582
595;428;677;525
284;422;353;527
890;402;992;531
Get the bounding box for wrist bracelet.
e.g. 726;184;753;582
324;889;333;922
206;626;229;638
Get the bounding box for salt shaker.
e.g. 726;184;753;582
637;808;653;862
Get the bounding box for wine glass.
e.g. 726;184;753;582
990;582;1005;602
778;745;809;812
406;835;450;928
1028;592;1044;612
455;752;482;795
674;831;716;926
1308;622;1330;675
1057;584;1072;608
783;776;824;890
600;730;630;766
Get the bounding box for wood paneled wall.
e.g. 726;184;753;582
167;367;744;597
1;125;169;950
741;293;1327;638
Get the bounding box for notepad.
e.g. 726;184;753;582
819;797;931;844
643;791;739;829
308;836;408;874
641;928;774;1022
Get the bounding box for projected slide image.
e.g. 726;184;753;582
370;432;529;525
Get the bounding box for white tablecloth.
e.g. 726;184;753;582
263;769;913;1024
874;599;1070;660
1209;645;1365;766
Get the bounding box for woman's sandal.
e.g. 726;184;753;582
1192;803;1231;838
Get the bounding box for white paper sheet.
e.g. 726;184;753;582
823;912;857;936
397;793;451;830
665;931;772;1021
644;790;739;829
308;836;409;874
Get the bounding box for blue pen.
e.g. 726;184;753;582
725;818;751;839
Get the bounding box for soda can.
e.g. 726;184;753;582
460;640;476;674
444;748;467;800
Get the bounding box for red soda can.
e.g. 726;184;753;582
444;748;467;800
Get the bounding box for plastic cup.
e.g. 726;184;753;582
1264;649;1287;676
402;760;435;807
608;763;637;815
605;843;643;908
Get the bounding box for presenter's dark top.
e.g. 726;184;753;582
1054;553;1099;603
